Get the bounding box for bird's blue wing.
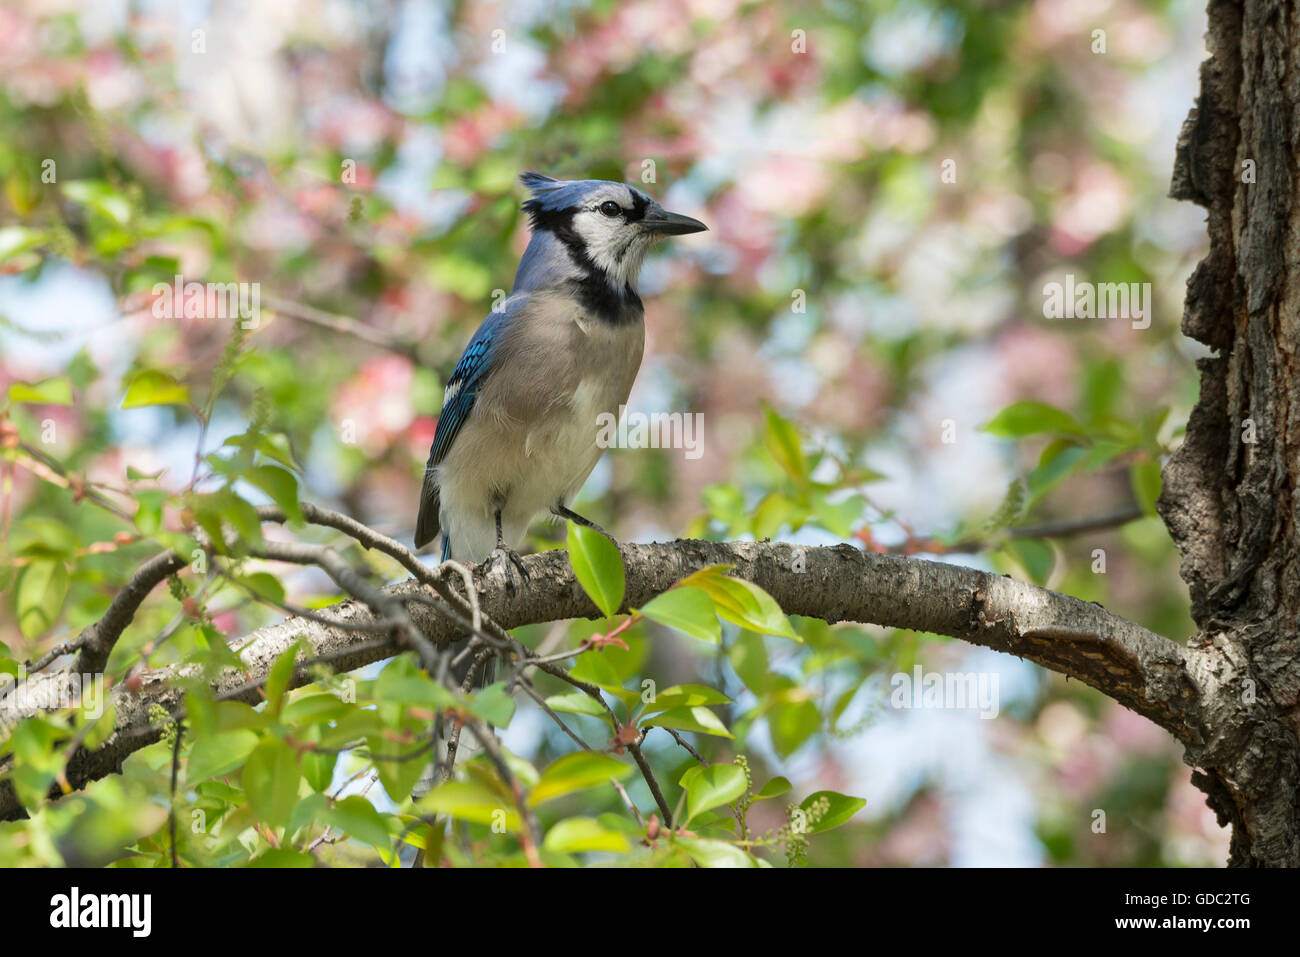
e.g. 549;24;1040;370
415;303;516;548
428;308;511;468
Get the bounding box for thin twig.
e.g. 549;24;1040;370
516;679;592;752
628;736;673;829
169;720;184;868
262;295;414;355
664;727;708;766
610;778;644;828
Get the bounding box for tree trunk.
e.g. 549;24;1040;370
1161;0;1300;866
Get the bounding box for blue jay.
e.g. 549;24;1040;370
408;174;704;853
415;172;707;580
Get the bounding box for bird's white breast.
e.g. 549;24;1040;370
435;300;644;561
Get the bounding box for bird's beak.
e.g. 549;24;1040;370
641;207;708;235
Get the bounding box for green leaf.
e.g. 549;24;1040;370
282;693;352;726
80;704;117;751
641;706;733;738
133;491;166;536
264;641;303;719
769;696;821;759
238;572;286;606
11;717;62;806
62;179;132;224
467;681;516;727
242;738;302;829
1026;443;1089;503
418;780;519;830
189;489;262;551
317;709;384;749
366;732;428;804
983;401;1084;439
729;632;771;694
1003;538;1054;585
0;226;47;262
985;477;1028;531
754;776;792;800
567;650;627;692
680;566;798;640
809;490;862;537
543;691;607;718
682;764;747;824
246;465;302;523
762;403;808;483
752;492;798;539
15;560;68;638
800;790;866;833
543;816;631;854
675;836;762;868
9;517;79;556
8;377;72;406
250;848;315;868
701;482;745;528
567;523;624;618
300;746;337;793
188;729;259;782
285;792;329;837
254;432;300;470
121;370;190;409
324;795;392;849
1080;358;1123;423
640;683;731;716
1131;459;1162;516
639;586;721;644
530;752;632;807
374;658;458;710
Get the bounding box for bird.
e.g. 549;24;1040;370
415;171;708;594
408;174;704;860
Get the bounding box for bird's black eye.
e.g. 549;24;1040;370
598;200;622;218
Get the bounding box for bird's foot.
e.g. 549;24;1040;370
553;505;618;546
484;544;530;594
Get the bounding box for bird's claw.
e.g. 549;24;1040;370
486;545;530;594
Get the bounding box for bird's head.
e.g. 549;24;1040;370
519;171;707;292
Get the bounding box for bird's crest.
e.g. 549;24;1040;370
519;171;637;225
519;170;577;222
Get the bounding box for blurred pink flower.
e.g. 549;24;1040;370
332;355;415;455
443;104;522;165
994;325;1079;410
407;415;437;459
1051;162;1129;254
741;155;830;216
1102;701;1171;754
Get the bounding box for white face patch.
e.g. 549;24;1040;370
569;184;655;290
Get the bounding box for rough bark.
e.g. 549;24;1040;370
1161;0;1300;865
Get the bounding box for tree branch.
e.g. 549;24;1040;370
74;550;188;675
262;295;417;357
0;538;1196;822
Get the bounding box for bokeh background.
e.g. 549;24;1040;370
0;0;1227;865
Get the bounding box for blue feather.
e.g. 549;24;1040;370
414;301;517;548
428;314;504;468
